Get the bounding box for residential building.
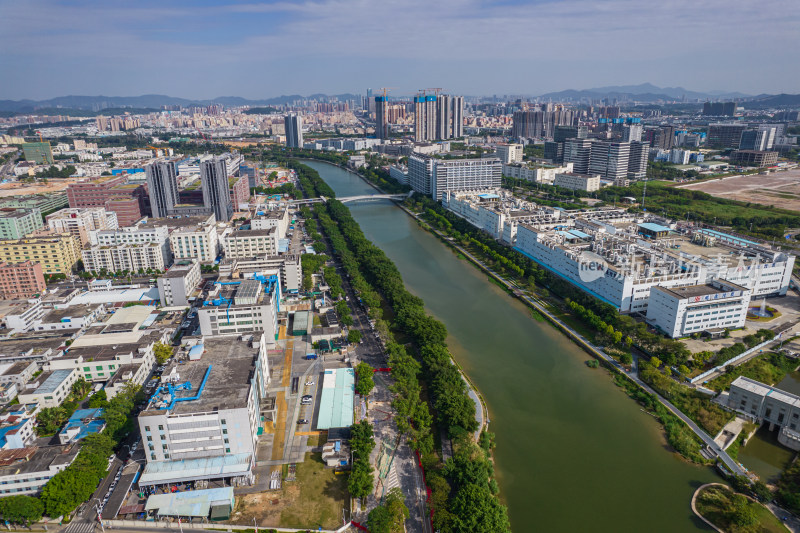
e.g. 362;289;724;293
703;101;736;116
645;280;751;338
451;96;464;138
18;368;79;408
136;336;269;486
285;114;304;148
0;234;80;274
512;106;575;140
553;172;601;192
145;161;180;218
82;242;168;274
0;445;79;496
229;175;249;211
157;260;201;306
436;94;451;140
201;157;233;222
198;278;280;339
375;96;389;140
21;142;53;165
225;228;278;260
628;141;649;180
408;154;501;199
58;408;106;445
623;124;643;142
0;361;38;392
726;377;800;451
495;143;523;164
554;125;588;143
0;414;36;449
0;208;43;240
644;125;675;150
46;207;118;245
168;216;218;263
731;150;779;167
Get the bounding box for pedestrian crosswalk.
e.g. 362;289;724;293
65;519;96;533
385;463;400;491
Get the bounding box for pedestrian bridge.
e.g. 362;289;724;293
291;192;411;205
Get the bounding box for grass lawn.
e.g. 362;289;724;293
696;485;789;533
708;352;797;392
279;453;348;529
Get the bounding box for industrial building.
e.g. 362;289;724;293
0;208;43;240
218;254;302;293
225;228;278;259
727;377;800;451
198;276;280;339
316;368;355;431
645;280;751;338
408;154;501;199
158;260;201;306
514;219;794;313
136;336;269;487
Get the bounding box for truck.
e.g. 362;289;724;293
304;354;318;360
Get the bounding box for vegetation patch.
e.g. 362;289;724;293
708;352;797;392
695;485;788;533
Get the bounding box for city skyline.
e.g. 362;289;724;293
2;0;799;100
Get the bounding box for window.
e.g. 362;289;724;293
222;429;227;434
225;448;230;453
145;426;150;432
146;436;152;441
224;438;229;444
158;425;164;431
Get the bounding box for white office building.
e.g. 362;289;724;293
494;143;523;164
645;280;751;338
169;221;219;263
502;162;574;184
250;208;289;240
553;172;601;192
157;260;201;307
225;229;278;259
46;208;118;246
408;154;502;200
82;242;167;274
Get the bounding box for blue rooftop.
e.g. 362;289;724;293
59;408;105;443
637;222;671;233
478;193;500;199
0;420;27;448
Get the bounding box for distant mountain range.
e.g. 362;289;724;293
537;83;752;102
0;93;361;114
0;85;798;114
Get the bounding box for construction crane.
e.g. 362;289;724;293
378;87;396;98
426;87;443;96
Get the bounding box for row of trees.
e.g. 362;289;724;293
38;383;142;518
295;161;509;531
347;420;375;500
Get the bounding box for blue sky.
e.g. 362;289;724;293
1;0;798;100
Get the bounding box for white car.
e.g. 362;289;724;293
305;381;315;386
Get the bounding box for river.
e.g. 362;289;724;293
304;160;718;531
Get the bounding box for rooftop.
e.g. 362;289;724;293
0;445;78;476
230;228;276;238
139;454;251;486
316;368;354;430
163;260;198;278
30;369;73;395
140;337;258;415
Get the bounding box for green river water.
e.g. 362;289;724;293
306;160;718;531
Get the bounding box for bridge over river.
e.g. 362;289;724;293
291;192;412;205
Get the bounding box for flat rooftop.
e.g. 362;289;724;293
30;369;73;395
163;261;197;278
141;215;213;231
40;304;101;323
230;228;276;238
655;283;738;300
0;445;78;477
140;338;258;415
0;335;65;359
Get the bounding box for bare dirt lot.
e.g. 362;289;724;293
0;178;79;197
681;169;800;211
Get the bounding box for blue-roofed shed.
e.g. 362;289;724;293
59;408;105;444
637;222;671;239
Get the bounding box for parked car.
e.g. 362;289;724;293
297;419;309;425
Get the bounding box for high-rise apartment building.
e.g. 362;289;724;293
375;96;389;140
553;125;588;143
623;124;643;142
628;141;649;180
644;125;676;150
495;144;523;164
703;101;736;116
512;107;575;140
451;96;464;138
284;114;304;148
145;161;180;218
201;157;233;222
415;94;463;142
408;154;501;199
0;234;80;274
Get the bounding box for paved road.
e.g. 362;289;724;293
410;210;748;478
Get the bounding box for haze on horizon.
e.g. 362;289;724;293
1;0;798;101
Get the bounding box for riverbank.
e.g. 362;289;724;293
301;158;724;532
310;156;737;470
692;483;791;533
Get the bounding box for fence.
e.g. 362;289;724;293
690;339;773;384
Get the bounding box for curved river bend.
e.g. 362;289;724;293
306;160;717;532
